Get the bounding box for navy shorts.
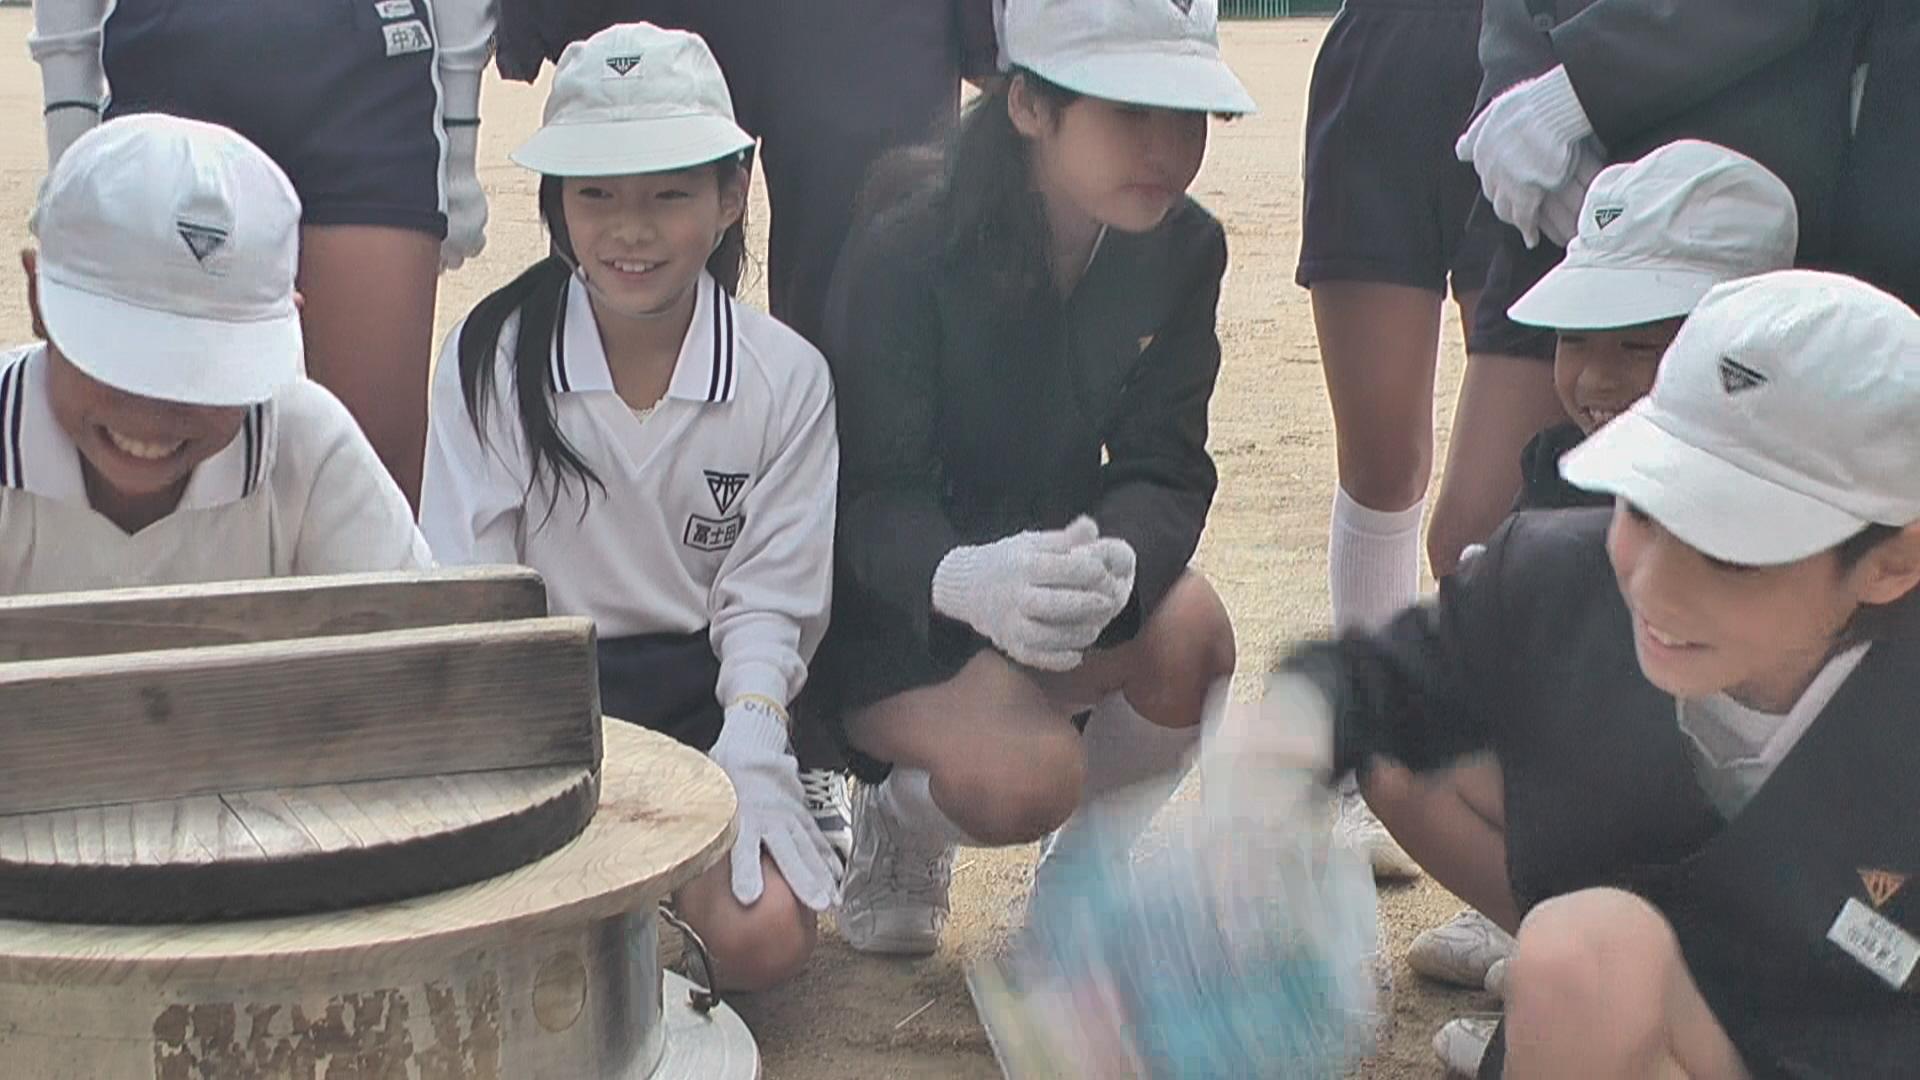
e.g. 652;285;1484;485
103;0;448;239
1464;198;1562;361
596;631;728;753
1296;0;1492;298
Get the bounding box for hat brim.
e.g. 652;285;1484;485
1508;263;1725;330
511;115;756;177
1032;49;1256;115
1559;406;1866;566
37;274;301;407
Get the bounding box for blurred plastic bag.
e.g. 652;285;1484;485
970;677;1381;1079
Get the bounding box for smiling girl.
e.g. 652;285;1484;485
813;0;1247;956
419;24;839;993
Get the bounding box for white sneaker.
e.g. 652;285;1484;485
1483;956;1510;1001
837;780;954;956
1407;908;1516;989
1332;786;1423;881
801;769;853;872
1431;1015;1499;1076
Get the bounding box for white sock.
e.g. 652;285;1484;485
1328;487;1424;634
875;767;974;848
1035;693;1199;886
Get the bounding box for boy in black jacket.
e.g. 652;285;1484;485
1240;269;1920;1078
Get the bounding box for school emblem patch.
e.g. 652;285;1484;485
1862;868;1909;910
1593;206;1625;230
684;514;743;553
605;54;643;78
1717;356;1768;395
176;221;229;268
704;470;749;515
1170;0;1195;13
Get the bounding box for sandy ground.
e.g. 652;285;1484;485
0;13;1501;1077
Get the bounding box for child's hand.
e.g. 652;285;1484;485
931;517;1116;671
708;698;841;912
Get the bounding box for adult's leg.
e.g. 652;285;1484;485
1503;889;1752;1080
1313;281;1444;634
672;852;818;993
297;225;440;507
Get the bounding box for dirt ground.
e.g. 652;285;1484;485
0;13;1499;1077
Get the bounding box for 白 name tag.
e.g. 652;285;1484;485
383;20;432;57
1827;897;1920;989
375;0;415;18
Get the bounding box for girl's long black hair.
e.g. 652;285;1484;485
857;69;1080;306
455;155;750;519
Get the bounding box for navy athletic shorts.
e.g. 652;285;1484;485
596;631;727;753
1296;0;1492;298
1464;198;1561;361
103;0;448;239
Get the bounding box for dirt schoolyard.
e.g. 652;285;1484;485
0;14;1497;1078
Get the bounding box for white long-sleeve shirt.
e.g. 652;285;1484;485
421;274;838;712
0;345;431;593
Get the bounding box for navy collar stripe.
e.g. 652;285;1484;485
707;277;725;403
0;358;20;488
5;358;24;490
553;280;576;394
719;281;736;402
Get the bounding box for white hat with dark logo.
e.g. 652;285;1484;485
1000;0;1256;115
512;22;756;177
32;114;304;407
1561;270;1920;565
1509;140;1798;331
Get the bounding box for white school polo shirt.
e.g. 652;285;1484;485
1677;643;1870;818
0;345;431;595
420;273;838;711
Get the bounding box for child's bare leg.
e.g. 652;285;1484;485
671;851;818;993
1363;755;1519;931
1504;888;1752;1080
297;224;439;507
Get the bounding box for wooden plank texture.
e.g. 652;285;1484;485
0;766;599;923
0;617;601;817
0;566;547;662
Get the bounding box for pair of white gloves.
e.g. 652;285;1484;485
1455;64;1606;250
932;516;1137;673
29;0;489;274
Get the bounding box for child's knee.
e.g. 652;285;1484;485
695;889;818;994
1131;573;1237;718
935;735;1083;845
1509;888;1674;1030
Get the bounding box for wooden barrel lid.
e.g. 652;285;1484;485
0;723;734;984
0;764;600;924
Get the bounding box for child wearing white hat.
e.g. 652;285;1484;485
1242;268;1920;1079
0;114;429;593
1363;139;1802;1074
813;0;1250;957
419;23;841;993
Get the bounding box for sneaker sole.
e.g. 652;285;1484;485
841;928;943;957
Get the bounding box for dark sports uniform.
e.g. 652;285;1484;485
813;194;1227;781
99;0;454;238
1296;0;1492;298
1511;420;1608;512
493;0;996;346
1292;507;1920;1079
1465;0;1866;360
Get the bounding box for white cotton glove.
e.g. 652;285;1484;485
440;122;487;272
29;0;109;171
931;516;1124;672
1199;674;1335;836
1536;139;1605;249
1455;65;1600;248
708;697;840;913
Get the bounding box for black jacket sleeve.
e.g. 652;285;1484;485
822;217;963;642
1091;221;1225;639
1550;0;1862;146
1288;515;1534;779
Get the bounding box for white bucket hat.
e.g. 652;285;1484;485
1561;270;1920;566
32;114;304;408
1509;140;1798;331
1000;0;1256;115
512;22;756;177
